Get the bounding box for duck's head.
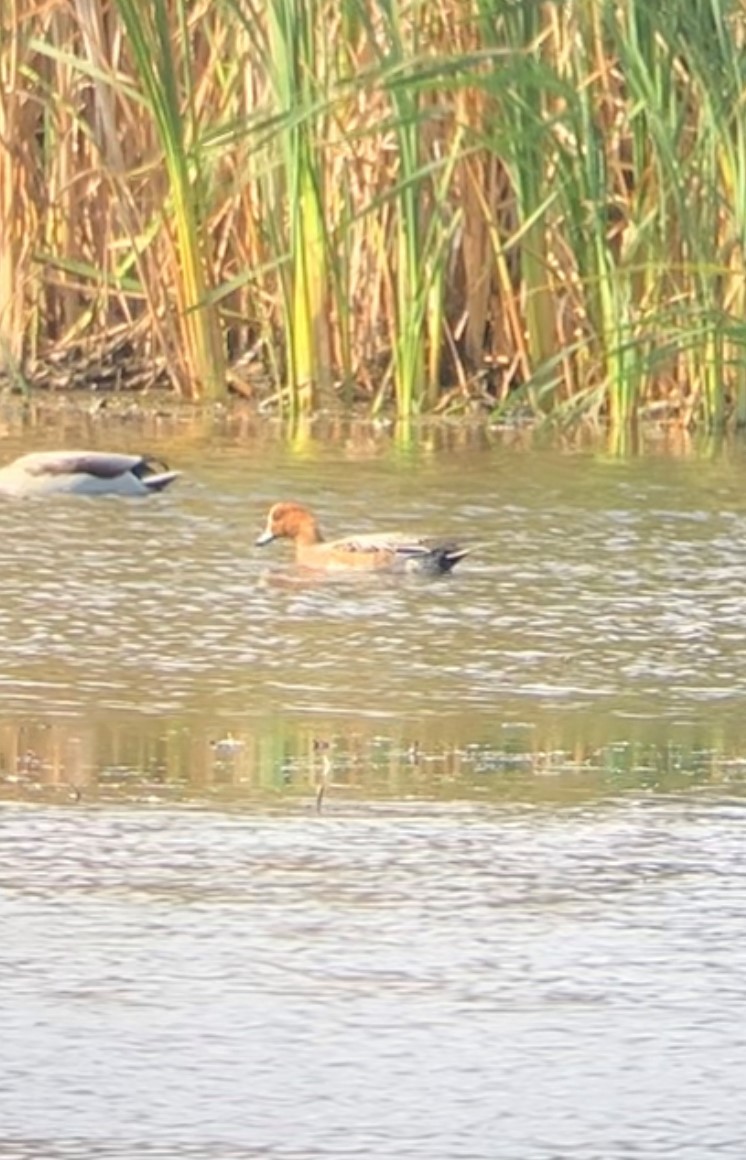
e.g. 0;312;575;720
256;502;322;546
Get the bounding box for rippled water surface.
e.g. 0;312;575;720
3;412;746;1158
4;797;746;1159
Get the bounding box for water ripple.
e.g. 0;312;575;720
2;798;746;1157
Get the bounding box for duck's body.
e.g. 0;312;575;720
256;501;472;575
0;451;180;497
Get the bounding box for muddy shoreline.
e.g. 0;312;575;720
0;383;723;460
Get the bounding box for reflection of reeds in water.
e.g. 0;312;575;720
1;718;741;809
0;722;92;802
3;2;746;424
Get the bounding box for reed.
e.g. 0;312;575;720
262;0;332;413
0;0;40;378
2;0;746;426
112;0;226;399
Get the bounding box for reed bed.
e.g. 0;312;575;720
1;0;745;425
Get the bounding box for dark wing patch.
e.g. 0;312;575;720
26;453;131;479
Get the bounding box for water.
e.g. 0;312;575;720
2;411;746;1158
4;798;746;1158
3;421;746;798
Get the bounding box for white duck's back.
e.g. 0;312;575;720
0;451;179;496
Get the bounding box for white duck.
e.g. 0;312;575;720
0;450;180;497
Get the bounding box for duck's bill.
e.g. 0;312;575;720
255;529;275;546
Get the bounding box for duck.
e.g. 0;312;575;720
255;501;473;574
0;450;180;497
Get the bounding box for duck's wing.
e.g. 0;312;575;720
20;451;148;479
328;532;471;572
0;451;179;496
332;531;425;552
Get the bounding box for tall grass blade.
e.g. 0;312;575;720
112;0;226;399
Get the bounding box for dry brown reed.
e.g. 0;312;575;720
1;0;745;425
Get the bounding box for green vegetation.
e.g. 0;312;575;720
1;0;745;426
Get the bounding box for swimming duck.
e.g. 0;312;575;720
0;450;180;497
256;501;472;574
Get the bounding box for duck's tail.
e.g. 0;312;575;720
136;456;181;493
142;470;181;493
439;544;474;572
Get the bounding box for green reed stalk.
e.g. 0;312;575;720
262;0;331;416
604;3;690;424
678;4;746;428
558;35;641;426
610;1;739;429
363;0;423;415
473;0;562;414
357;0;463;416
467;0;746;427
379;0;425;416
113;0;226;400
